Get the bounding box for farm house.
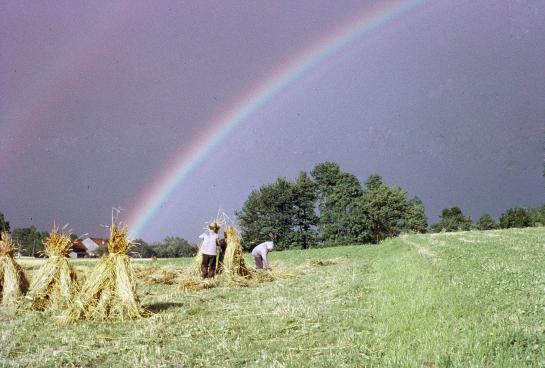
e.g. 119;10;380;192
70;237;106;258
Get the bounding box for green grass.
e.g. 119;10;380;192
2;228;545;367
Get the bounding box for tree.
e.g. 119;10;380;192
291;172;319;249
0;212;10;233
311;162;342;196
475;214;498;230
237;177;296;250
499;208;532;229
528;205;545;226
130;239;157;258
430;207;472;232
311;162;342;243
237;172;320;250
12;226;49;257
145;237;194;258
311;162;364;244
401;196;428;234
357;175;409;243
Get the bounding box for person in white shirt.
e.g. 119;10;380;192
198;222;220;279
251;239;274;271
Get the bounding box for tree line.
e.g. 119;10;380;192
236;161;545;250
1;159;544;256
431;205;545;232
236;162;427;250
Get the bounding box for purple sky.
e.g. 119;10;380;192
1;1;544;242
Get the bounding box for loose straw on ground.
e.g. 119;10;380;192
0;231;29;306
134;265;181;285
66;224;145;322
27;226;78;310
180;222;301;291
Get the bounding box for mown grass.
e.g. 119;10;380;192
2;227;545;367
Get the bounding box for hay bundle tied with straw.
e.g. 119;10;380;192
0;231;29;306
66;223;145;321
26;226;77;310
222;225;251;279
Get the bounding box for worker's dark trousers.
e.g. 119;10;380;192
201;254;216;279
216;246;227;274
254;254;264;270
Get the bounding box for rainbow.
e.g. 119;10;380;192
128;0;427;238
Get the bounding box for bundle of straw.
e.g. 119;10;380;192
26;227;78;310
185;248;203;278
0;232;29;306
66;224;145;321
222;225;251;278
179;249;209;291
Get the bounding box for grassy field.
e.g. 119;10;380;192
2;227;545;367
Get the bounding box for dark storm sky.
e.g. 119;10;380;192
1;1;544;242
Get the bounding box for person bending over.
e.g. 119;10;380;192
252;239;274;271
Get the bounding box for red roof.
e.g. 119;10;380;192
71;240;87;253
71;238;107;253
89;237;106;246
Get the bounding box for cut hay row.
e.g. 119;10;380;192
26;227;78;311
308;258;340;267
180;262;300;292
65;224;146;322
133;265;181;285
0;231;29;306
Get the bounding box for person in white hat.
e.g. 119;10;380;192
198;222;220;279
251;237;274;271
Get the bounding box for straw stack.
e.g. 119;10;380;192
186;248;203;278
66;223;145;321
0;232;29;306
179;249;210;291
222;225;251;278
26;227;77;310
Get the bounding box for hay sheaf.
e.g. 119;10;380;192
65;224;146;322
0;232;29;306
185;249;203;279
26;228;78;311
222;225;251;278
